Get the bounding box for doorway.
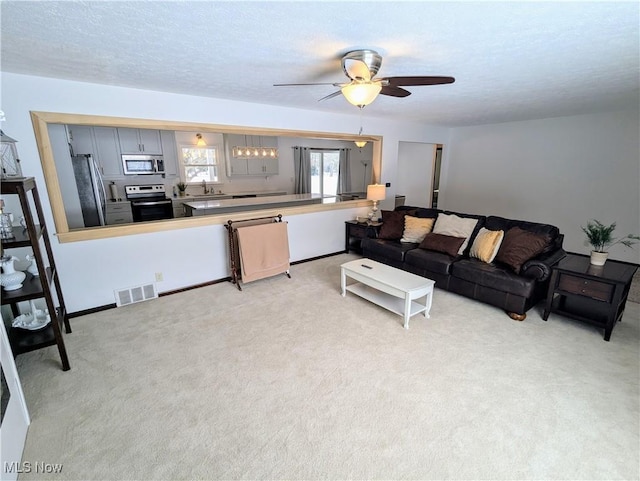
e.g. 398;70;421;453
431;145;443;208
396;142;440;208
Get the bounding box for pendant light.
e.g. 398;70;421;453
232;134;279;159
354;108;368;148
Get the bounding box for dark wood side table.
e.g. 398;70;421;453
345;220;382;254
542;253;638;341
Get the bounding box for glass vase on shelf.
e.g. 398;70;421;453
0;199;15;239
25;254;39;277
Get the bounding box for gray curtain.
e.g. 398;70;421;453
293;146;311;194
337;148;352;194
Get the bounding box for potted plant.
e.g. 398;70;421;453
176;182;187;197
581;219;640;265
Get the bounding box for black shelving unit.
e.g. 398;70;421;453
1;177;71;371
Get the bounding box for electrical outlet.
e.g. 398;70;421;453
155;272;163;282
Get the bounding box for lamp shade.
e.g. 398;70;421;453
341;82;382;107
366;184;386;201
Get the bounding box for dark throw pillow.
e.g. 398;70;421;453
494;226;550;273
419;233;466;257
378;210;406;240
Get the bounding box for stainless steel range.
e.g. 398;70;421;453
125;184;173;222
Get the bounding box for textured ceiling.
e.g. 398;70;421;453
1;1;638;126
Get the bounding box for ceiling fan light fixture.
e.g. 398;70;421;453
354;140;367;148
341;82;382;107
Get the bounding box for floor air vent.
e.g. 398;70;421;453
114;283;158;307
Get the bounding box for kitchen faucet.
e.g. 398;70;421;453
202;180;210;194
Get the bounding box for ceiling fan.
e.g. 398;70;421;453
274;49;455;108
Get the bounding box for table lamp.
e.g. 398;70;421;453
366;184;386;221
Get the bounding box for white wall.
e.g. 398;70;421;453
442;110;640;263
0;72;451;312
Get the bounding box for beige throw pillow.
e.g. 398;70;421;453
401;216;435;243
432;213;479;255
469;228;504;263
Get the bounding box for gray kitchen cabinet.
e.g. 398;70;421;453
229;158;249;175
93;127;122;178
172;202;185;218
247;157;279;175
160;130;178;177
117;128;162;154
68;125;121;178
263;157;279;175
68;125;95;156
105;201;133;225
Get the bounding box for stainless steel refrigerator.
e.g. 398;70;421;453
72;154;106;227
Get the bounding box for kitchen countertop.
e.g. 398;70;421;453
178;190;287;201
183;193;336;215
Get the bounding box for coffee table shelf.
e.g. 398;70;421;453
346;283;429;320
341;258;435;329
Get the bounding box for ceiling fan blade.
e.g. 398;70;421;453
382;76;455;86
380;85;411;98
317;91;342;102
273;82;341;87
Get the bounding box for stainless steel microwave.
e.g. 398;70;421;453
122;154;165;175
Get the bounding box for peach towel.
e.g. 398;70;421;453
236;222;290;283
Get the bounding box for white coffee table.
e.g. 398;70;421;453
340;259;435;329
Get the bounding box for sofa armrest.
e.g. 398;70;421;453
521;248;567;281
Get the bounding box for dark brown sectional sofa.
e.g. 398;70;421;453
361;206;567;320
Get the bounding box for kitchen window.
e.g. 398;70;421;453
180;146;220;183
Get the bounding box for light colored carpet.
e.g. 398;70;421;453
15;253;640;480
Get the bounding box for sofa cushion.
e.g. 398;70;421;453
401;216;435;243
361;238;418;263
404;248;457;276
398;206;439;219
378;210;406;240
419;233;466;257
414;208;441;219
433;213;479;255
451;258;537;298
485;216;558;254
469;228;504;263
494;227;550;273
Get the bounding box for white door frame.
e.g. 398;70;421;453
0;315;30;481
